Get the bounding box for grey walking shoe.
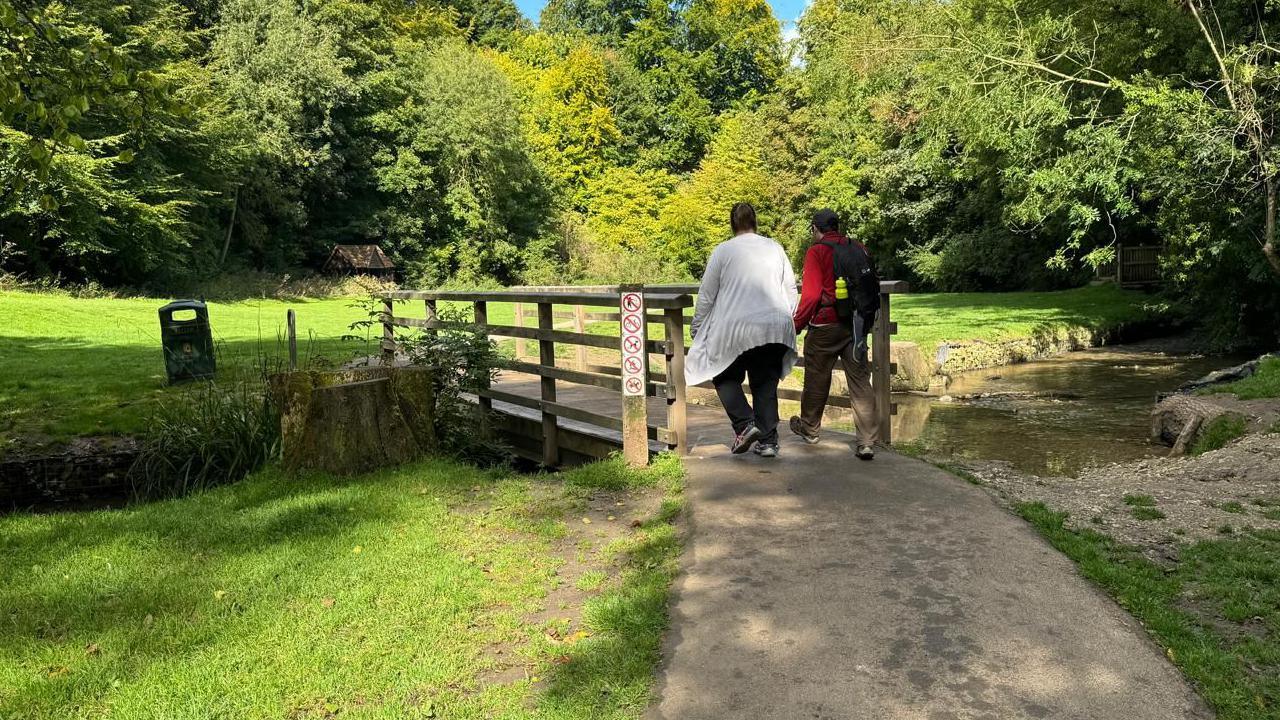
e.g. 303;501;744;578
731;424;762;454
789;416;819;445
856;444;875;461
753;443;779;458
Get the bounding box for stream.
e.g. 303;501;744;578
888;339;1246;477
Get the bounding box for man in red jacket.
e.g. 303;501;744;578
790;209;878;459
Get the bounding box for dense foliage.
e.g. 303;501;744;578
2;0;1277;345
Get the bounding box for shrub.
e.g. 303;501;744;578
130;377;281;500
397;307;508;465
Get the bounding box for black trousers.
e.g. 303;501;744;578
712;343;789;444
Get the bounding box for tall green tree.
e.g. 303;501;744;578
368;41;551;285
1;0;218;283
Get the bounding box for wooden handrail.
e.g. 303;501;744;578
383;289;693;309
383;316;667;353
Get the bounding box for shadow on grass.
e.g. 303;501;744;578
0;470;405;711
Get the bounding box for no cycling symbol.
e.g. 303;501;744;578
622;315;643;334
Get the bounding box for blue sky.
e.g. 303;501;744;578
513;0;811;34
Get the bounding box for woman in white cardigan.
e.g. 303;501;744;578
685;203;799;457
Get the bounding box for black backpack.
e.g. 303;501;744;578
821;239;880;337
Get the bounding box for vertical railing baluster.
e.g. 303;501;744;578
872;291;894;445
574;304;588;370
514;302;527;360
538;302;559;466
381;297;395;365
663;306;688;455
425;298;438;338
475;300;491;437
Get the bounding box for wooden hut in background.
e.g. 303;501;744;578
322;245;396;278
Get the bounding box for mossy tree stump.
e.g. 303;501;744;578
271;367;436;475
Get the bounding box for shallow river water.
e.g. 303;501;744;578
887;340;1245;477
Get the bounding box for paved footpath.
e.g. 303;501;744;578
650;421;1212;719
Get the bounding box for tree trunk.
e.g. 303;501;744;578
219;186;239;267
1264;175;1280;276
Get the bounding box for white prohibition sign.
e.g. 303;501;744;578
620;291;646;397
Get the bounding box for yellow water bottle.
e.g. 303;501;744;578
834;276;852;320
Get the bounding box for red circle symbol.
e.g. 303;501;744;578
622;315;642;333
624;357;643;373
624;337;642;353
625;377;643;394
623;293;642;312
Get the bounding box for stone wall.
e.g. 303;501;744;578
1;438;137;511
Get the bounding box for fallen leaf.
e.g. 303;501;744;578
46;665;69;678
552;654;572;664
143;614;154;626
84;643;101;656
607;515;616;521
321;598;335;608
630;520;642;528
352;546;363;554
615;501;623;506
565;631;590;644
1166;648;1176;662
213;590;227;600
581;517;591;525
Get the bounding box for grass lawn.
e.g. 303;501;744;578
0;290;518;450
1019;503;1279;719
0;454;684;719
889;283;1154;358
1;284;1152;451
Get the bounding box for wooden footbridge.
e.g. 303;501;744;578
378;282;907;466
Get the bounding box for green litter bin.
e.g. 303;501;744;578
159;300;216;384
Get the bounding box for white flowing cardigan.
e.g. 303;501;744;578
685;232;799;387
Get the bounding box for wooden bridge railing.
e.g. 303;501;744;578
379;281;907;467
380;287;694;467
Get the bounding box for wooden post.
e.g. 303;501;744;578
381;298;395;366
425;298;438;338
619;285;648;467
287;309;297;371
514;302;527;360
475;300;491;436
538;302;560;467
573;304;588;370
663;307;688;455
872;292;894;445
